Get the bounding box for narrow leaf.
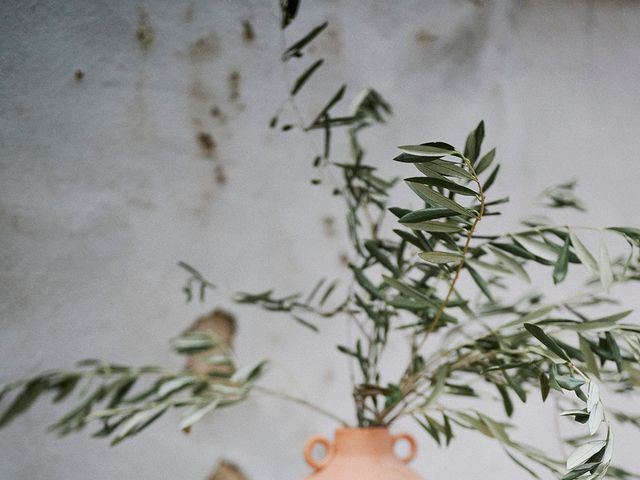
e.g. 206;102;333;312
553;236;571;284
419;251;463;264
290;59;324;95
282;22;328;60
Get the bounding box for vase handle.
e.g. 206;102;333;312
303;435;335;471
392;432;417;464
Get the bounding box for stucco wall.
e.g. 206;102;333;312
1;0;640;478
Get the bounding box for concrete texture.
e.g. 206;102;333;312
1;0;639;478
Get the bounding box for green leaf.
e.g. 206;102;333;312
502;305;555;329
466;264;493;301
397;144;455;157
429;159;475;181
524;323;570;362
308;84;347;128
172;332;217;354
553;236;571;284
607;226;640;244
569;230;599;275
488;246;531;283
290;59;324;95
0;378;45;428
475;148;496;175
539;372;550;402
579;336;600;379
598;238;613;293
405;180;471;216
279;0;300;29
350;264;385;299
567;310;633;332
496;384;514;417
464;120;485;164
483;164;500;191
514;234;559;262
400;220;463;233
405;176;478;196
604;332;623;373
566;441;606;470
364;240;397;273
394;153;439;163
419;251;463;264
398;208;459;223
282;22;328;60
179;399;220;432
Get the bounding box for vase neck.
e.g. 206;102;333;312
334;427;394;456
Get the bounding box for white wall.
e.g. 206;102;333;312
1;0;640;478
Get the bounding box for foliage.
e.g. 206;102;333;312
2;5;640;480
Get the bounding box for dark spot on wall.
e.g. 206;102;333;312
339;252;349;266
242;20;255;43
209;460;247;480
197;132;216;156
74;69;85;81
184;4;194;23
188;77;211;102
414;29;438;45
322;216;336;238
228;70;240;102
214;164;227;185
135;9;155;52
210;106;227;124
188;32;220;64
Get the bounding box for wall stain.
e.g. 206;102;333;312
196;132;216;156
214;164;227;185
184;4;194;23
414;29;438;45
188;32;220;64
209;460;248;480
228;70;241;102
188;77;211;102
322;216;336;238
210;106;227;124
135;8;155;52
74;69;85;81
242;20;255;43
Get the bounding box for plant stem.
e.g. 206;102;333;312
253;385;349;426
378;153;486;424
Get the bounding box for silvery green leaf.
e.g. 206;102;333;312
569;230;599;275
588;401;604;435
419;251;463;264
405;180;471;216
230;359;269;384
112;405;168;445
158;377;195;398
397;144;455;157
588;384;603;407
399;220;463;233
566;440;606;470
179;399;220;432
501;305;555;329
598;238;613;293
172;332;218;354
488;246;531;283
513;235;559;262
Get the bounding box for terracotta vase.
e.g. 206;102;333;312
303;427;422;479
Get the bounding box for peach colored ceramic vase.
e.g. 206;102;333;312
303;427;422;480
